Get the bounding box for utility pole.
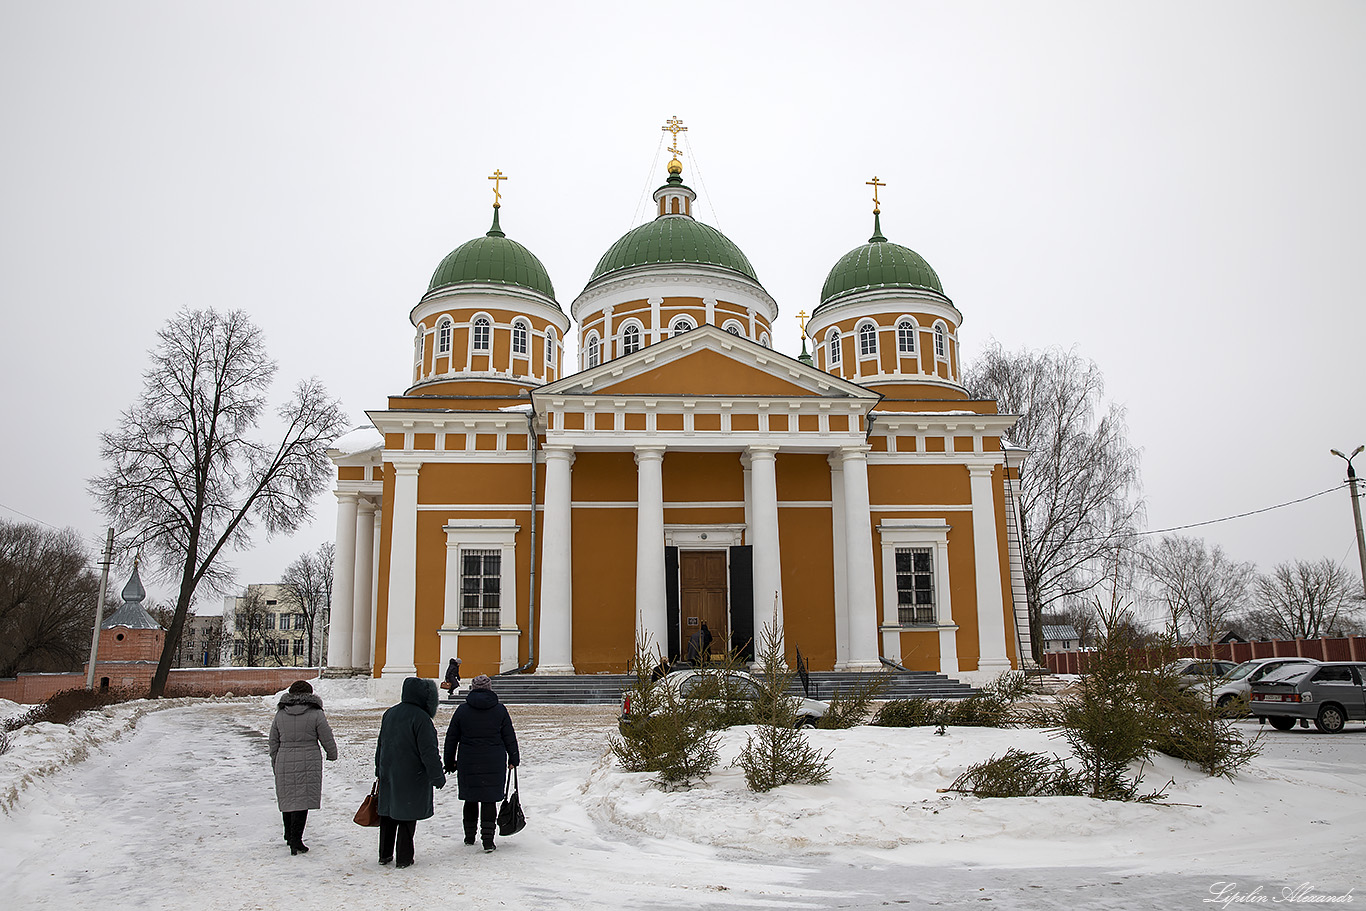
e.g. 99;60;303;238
86;527;115;691
1331;446;1366;599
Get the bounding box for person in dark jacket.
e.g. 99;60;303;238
375;677;446;868
269;679;338;856
443;657;461;699
443;674;519;853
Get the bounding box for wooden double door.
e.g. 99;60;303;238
679;550;727;660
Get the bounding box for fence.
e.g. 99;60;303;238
0;666;324;704
1042;636;1366;675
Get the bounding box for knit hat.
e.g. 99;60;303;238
471;674;493;690
288;680;314;695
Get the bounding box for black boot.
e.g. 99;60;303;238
294;809;309;854
283;813;291;844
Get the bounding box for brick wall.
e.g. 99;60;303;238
0;666;323;704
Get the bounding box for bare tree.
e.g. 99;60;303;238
965;344;1144;659
280;542;334;666
0;520;101;677
229;585;286;666
1142;535;1253;644
1249;560;1361;639
89;308;346;696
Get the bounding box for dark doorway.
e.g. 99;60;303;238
679;550;727;662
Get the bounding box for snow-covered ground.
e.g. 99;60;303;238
1;679;1362;910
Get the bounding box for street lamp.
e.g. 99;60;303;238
1330;445;1366;598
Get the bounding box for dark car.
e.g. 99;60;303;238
1165;658;1239;690
1248;661;1366;733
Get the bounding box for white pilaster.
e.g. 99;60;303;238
351;498;376;669
969;465;1012;673
538;447;575;674
382;462;421;679
634;447;668;653
747;446;783;642
827;454;850;670
327;491;358;669
841;446;881;670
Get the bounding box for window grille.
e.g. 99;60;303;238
586;333;600;368
545;327;556;365
828;331;841;365
672;318;693;336
895;547;935;624
934;324;946;359
859;323;877;357
461;549;501;628
437;320;452;354
512;321;528;355
622;324;641;354
897;321;916;354
473;318;491;351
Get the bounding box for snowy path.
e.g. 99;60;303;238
0;701;1361;910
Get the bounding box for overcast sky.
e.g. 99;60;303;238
2;2;1363;608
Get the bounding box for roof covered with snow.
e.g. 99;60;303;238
329;426;383;456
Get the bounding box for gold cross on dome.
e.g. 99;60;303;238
796;309;809;336
662;116;687;157
866;175;885;214
488;169;508;207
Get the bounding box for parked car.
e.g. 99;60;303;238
1249;661;1366;733
618;669;829;733
1164;658;1239;690
1210;656;1322;709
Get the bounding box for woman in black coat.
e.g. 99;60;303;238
375;677;446;868
443;674;519;852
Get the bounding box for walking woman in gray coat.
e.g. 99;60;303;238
269;680;338;855
375;677;446;868
443;674;519;853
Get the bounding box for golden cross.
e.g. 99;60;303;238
866;175;885;214
662;116;687;158
488;169;508;208
796;309;809;336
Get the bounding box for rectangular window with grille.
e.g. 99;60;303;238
461;549;501;628
293;639;305;657
895;547;935;624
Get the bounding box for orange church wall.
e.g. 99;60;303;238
457;634;503;680
663;506;745;525
372;467;397;676
664;452;745;501
769;414;788;432
798;415;818;433
338;467;365;481
413;511;451;677
601;349;811;397
895;436;916;451
694;413;721;432
570;507;637;673
776;453;832;501
625;413;646;431
777;506;836;669
414;433;436;451
898;628;943;671
867;463;970;505
418;462;530;505
392;386;532;406
953;437;974;452
656;413;684;432
732;413;759;432
572;451;639;502
385;434;404;450
925;437;946;453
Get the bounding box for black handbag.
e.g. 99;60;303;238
497;767;526;836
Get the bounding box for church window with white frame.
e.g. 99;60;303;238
511;319;528;356
759;332;770;348
586;331;600;368
897;319;916;354
545;326;556;366
934;322;947;360
722;320;743;337
858;322;877;358
895;547;935;624
473;317;491;352
437;318;452;355
460;549;501;628
671;316;694;336
828;330;841;366
621;323;641;355
414;327;426;370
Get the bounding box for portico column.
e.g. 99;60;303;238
969;465;1012;673
382;462;421;679
827;454;850;670
352;498;376;669
538;447;575;674
327;491;358;669
840;446;881;670
747;446;783;643
634;447;668;654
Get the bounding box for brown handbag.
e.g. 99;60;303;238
354;781;380;827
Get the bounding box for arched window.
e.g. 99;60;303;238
858;322;877;358
511;320;529;356
586;332;600;368
934;322;947;359
545;327;556;366
897;319;917;355
472;317;491;352
722;321;743;337
621;323;641;355
759;332;770;348
415;326;426;368
671;317;694;336
828;330;842;366
437;318;453;355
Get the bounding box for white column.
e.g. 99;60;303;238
382;462;421;679
351;498;376;669
841;446;881;670
747;446;783;644
635;447;668;653
969;465;1012;673
327;491;358;669
538;447;575;674
827;454;850;670
369;515;381;667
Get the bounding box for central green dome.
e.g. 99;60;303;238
590;216;759;284
427;209;556;300
819;215;943;307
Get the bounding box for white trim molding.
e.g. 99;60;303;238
876;518;957;673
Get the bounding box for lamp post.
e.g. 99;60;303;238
1330;445;1366;598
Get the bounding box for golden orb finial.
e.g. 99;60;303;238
667;157;683;175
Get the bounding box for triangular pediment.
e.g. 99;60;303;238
535;325;877;400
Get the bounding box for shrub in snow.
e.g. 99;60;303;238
873;673;1030;730
4;688;132;731
815;674;887;729
947;748;1084;798
610;638;720;789
735;617;832;792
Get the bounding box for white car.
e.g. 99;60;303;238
619;669;829;731
1211;656;1321;709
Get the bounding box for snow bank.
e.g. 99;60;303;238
257;676;379;712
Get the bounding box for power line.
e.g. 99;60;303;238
0;499;67;532
1117;484;1344;540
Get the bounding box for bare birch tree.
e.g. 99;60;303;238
89;308;346;696
1142;535;1253;643
1249;560;1361;639
0;520;101;677
280;542;334;666
965;344;1143;659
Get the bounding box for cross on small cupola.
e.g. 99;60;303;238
866;175;888;243
654;116;697;218
486;168;509;237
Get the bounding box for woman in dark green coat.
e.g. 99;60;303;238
375;677;446;868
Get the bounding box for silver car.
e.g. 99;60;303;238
1165;658;1238;691
1248;661;1366;733
618;669;829;733
1210;656;1321;709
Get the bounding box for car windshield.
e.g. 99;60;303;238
1259;664;1314;684
1222;661;1259;681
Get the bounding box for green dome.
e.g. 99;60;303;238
590;216;759;283
819;216;943;306
427;210;556;299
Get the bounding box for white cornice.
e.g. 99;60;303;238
572;264;778;323
411;285;570;332
808;287;964;331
